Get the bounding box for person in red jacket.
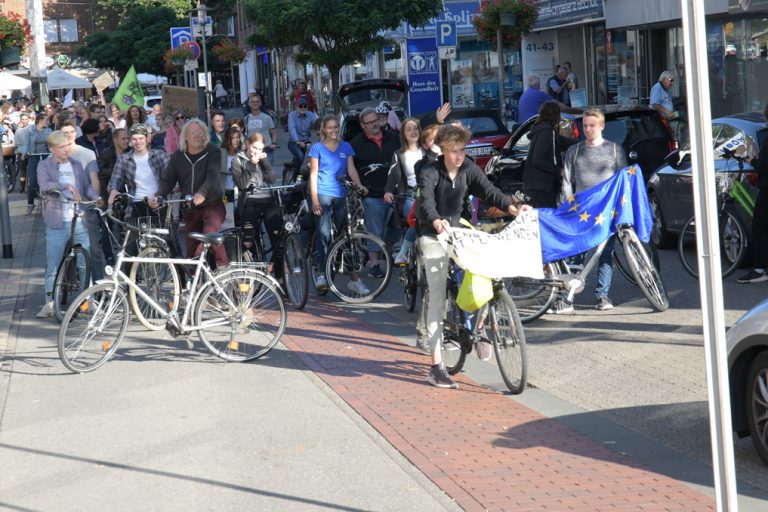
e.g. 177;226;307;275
293;79;316;112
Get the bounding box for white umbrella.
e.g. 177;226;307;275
47;67;92;90
0;71;31;91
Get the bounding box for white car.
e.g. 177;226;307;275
144;95;162;116
727;298;768;464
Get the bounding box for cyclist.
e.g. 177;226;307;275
231;132;284;283
36;130;101;318
417;124;530;389
308;114;368;294
287;98;317;166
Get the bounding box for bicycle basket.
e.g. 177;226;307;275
128;216;170;234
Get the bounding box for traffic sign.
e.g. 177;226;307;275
191;16;213;38
439;46;456;60
170;27;193;49
182;41;201;61
436;20;457;47
56;54;70;68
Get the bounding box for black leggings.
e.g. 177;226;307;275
241;197;284;279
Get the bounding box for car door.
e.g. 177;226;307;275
484;117;537;194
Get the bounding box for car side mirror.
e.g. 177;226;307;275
663;150;681;166
628;150;638;162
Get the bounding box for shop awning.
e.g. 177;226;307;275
0;71;31;91
604;0;726;29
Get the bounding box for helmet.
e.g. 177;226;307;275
377;101;391;113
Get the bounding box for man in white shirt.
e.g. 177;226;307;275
245;93;277;163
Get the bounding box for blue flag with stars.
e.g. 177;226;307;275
537;165;653;263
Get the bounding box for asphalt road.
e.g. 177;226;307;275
360;240;768;495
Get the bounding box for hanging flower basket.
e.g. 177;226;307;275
0;11;32;55
164;46;195;66
211;38;246;63
472;0;539;49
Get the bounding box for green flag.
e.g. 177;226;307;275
112;65;144;113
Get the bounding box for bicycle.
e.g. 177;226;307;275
57;212;287;373
506;223;669;323
305;177;392;303
678;148;752;279
2;147;17;193
46;191;100;322
439;256;528;395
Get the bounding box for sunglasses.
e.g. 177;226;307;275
175;116;185;120
298;105;307;109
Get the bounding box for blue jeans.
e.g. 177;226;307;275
45;220;91;297
27;155;44;207
362;197;392;252
314;194;345;269
288;140;307;164
571;235;615;299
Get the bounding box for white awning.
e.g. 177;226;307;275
604;0;727;29
47;67;93;90
0;71;31;91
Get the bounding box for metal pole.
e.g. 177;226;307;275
680;1;738;510
0;149;13;258
497;28;504;122
198;4;212;127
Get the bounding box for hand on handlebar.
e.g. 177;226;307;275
67;184;81;203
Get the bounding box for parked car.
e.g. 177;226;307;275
416;107;511;171
144;95;162;116
482;105;677;218
727;298;768;465
338;78;408;142
646;112;767;249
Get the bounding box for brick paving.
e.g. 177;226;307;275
280;301;716;511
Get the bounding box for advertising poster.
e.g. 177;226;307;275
406;37;442;115
450;59;473;107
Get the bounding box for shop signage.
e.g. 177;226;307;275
406;37;442;115
532;0;604;30
410;1;481;38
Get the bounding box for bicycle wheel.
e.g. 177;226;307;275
402;248;420;313
53;246;91;323
4;159;16;193
489;290;528;394
58;283;130;373
613;237;661;286
128;246;181;330
678;212;747;279
504;262;559;323
326;232;392;303
442;286;467;375
621;228;670;311
282;233;309;309
195;269;286;361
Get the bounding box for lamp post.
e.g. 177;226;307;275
497;11;517;122
197;3;212;127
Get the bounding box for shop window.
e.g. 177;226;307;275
43;19;78;43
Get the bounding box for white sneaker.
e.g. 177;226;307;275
36;301;53;318
346;279;370;295
394;252;408;266
314;274;328;291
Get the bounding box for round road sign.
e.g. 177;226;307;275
182;41;201;61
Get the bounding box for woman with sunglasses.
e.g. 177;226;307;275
164;111;186;154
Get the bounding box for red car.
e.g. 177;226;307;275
416;107;511;170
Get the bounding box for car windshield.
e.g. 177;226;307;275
339;85;405;109
601;112;669;148
454;115;506;137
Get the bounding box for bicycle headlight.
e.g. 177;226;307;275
104;265;114;276
284;221;294;232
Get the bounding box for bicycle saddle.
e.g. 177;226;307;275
188;232;225;246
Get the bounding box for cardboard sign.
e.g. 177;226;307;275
92;72;115;92
161;85;199;118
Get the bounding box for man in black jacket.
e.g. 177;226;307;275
351;107;400;278
738;104;768;283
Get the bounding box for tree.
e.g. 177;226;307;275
95;0;238;21
78;5;181;75
243;0;442;111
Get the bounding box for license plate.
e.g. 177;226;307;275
466;146;493;157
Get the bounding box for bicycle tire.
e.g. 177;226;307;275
504;262;559;323
195;269;286;361
621;228;670;311
613;237;661;286
53;246;91;323
678;213;747;279
402;248;420;313
128;246;181;330
490;290;528;394
4;159;16;193
442;285;467;375
58;282;130;373
283;233;309;309
325;232;392;304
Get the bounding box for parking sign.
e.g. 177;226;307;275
170;27;193;49
436;21;456;47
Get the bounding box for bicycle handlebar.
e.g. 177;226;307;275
45;189;100;207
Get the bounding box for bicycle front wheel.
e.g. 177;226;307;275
53;246;91;323
4;159;16;193
622;228;670;311
283;233;309;309
489;290;528;394
504;262;559;323
402;248;421;313
195;270;286;361
442;286;467;375
326;232;392;303
128;246;181;330
613;238;661;286
678;212;747;279
58;283;130;373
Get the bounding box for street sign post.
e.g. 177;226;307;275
170;27;193;49
435;20;457;47
438;47;456;60
191;16;213;37
182;41;201;61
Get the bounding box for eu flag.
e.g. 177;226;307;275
537;165;653;263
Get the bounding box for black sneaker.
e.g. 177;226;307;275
596;297;614;311
737;270;768;283
427;364;458;389
368;264;385;279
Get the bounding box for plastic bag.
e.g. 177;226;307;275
456;271;493;313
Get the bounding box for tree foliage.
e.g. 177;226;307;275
96;0;237;20
78;5;181;75
243;0;442;109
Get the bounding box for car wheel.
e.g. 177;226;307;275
649;193;675;249
746;351;768;465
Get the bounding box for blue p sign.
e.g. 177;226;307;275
436;20;457;47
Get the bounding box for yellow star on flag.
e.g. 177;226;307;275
627;166;636;176
568;195;576;204
569;203;580;212
579;211;591;222
612;209;618;218
621;194;627;206
594;213;605;225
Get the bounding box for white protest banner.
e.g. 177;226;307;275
445;211;544;279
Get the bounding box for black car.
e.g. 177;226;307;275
338;78;408;142
482;105;678;213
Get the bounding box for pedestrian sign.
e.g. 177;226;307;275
170;27;193;49
436;20;457;48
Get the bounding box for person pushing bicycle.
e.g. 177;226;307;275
416;124;531;389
